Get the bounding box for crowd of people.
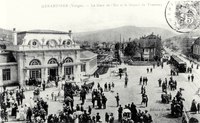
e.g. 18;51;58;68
0;86;51;123
1;87;26;121
3;60;184;123
91;89;107;109
139;76;149;108
118;103;153;123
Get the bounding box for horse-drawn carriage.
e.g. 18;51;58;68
161;93;171;104
121;108;133;123
171;88;185;117
171;101;183;117
81;81;94;93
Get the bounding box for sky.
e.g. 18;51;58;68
0;0;172;33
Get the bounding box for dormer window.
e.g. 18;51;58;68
63;39;72;46
67;40;71;45
32;41;37;45
28;39;40;46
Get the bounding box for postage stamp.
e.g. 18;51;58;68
165;1;200;33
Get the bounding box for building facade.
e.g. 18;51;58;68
192;37;200;59
1;29;97;86
138;33;162;61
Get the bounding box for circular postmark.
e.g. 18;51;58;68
165;1;200;33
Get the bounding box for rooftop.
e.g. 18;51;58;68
194;37;200;45
80;51;97;59
17;29;70;35
140;33;161;40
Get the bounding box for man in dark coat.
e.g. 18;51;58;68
191;74;194;82
19;91;24;105
27;107;32;122
108;83;111;91
102;94;107;109
97;96;102;109
16;91;21;105
125;76;128;87
158;78;162;87
131;102;137;120
118;105;123;122
140;76;142;85
115;93;120;107
96;113;101;122
42;81;46;91
104;83;107;91
80;89;86;105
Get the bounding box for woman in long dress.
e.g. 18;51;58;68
19;106;25;120
16;109;20;120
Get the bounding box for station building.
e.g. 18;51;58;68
0;29;97;86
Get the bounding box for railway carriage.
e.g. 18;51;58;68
170;55;186;73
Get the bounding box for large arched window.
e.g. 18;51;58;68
29;59;41;65
64;57;73;63
48;58;57;64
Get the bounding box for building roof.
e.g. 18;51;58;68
194;37;200;45
80;51;97;59
140;33;161;40
139;39;156;48
17;29;69;34
138;33;161;48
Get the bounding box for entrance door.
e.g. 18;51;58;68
64;66;73;75
30;69;41;79
29;69;41;85
49;68;58;81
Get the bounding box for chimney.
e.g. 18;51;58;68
68;30;72;39
13;28;17;45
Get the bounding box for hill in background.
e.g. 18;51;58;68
74;26;176;42
164;29;200;51
0;28;13;44
0;26;176;45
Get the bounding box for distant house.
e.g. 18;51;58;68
138;33;162;61
191;37;200;59
80;51;97;75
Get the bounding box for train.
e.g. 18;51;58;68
170;55;187;73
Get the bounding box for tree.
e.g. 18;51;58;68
115;42;120;50
84;41;89;46
102;42;106;48
93;41;99;48
154;39;163;61
124;41;137;56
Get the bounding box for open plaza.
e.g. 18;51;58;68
1;29;200;123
